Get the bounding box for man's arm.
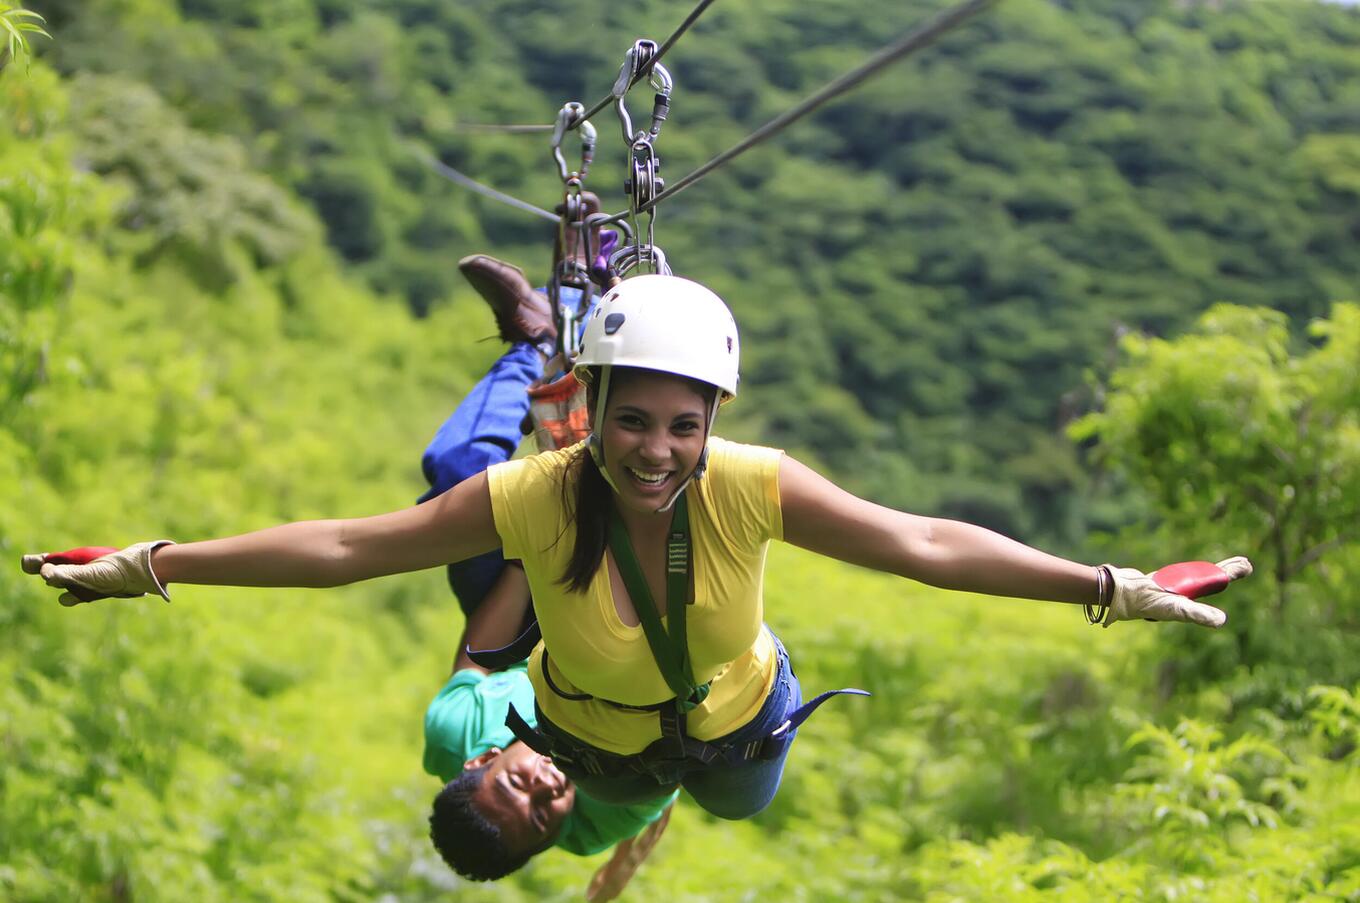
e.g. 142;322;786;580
451;563;532;675
586;804;673;902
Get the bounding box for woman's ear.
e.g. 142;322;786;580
464;747;502;771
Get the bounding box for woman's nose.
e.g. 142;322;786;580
639;430;670;464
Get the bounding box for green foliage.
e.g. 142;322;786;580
1308;684;1360;763
1074;303;1360;695
1116;720;1298;844
0;3;49;73
4;3;1360;901
32;0;1360;547
0;60;493;901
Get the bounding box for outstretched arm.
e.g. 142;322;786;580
778;455;1249;624
780;455;1095;603
34;472;502;602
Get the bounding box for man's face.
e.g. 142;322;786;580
465;743;576;855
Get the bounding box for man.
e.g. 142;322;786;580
424;561;674;885
419;239;676;892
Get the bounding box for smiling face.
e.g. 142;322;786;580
598;369;713;515
466;743;576;856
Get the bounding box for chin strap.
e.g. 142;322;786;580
586;366;624;494
654;392;719;512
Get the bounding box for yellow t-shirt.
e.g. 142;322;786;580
487;436;783;755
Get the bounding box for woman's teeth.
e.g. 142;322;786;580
627;467;670;486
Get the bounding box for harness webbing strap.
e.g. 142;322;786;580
506;704;553;756
465;618;542;671
503;686;873;782
607;493;709;711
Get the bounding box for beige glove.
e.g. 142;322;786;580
25;541;175;606
1103;556;1253;628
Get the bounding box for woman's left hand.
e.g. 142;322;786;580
1102;557;1253;628
22;542;175;606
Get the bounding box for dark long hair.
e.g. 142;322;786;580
557;370;614;593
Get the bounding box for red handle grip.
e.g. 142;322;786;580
43;546;120;566
1151;561;1230;599
28;547;119;603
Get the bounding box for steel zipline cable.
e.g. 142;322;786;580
418;0;719;214
573;0;720;128
454;0;718;136
455;123;556;133
422;0;998;226
414;148;560;222
602;0;1000;221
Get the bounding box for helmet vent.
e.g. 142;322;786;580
604;313;626;335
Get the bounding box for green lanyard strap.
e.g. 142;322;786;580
607;493;710;713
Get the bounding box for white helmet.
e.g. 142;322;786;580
575;274;740;398
573;274;741;510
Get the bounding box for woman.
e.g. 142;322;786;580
25;274;1252;819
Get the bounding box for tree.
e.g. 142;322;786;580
1075;303;1360;683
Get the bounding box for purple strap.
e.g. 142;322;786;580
591;229;620;284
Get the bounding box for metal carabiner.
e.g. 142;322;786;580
608;241;671;279
551;102;597;182
612;40;673;144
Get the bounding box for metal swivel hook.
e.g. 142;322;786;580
612;40;673;145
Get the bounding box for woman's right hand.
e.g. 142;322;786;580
22;541;175;606
1101;557;1253;628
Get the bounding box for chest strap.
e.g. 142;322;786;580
607;492;711;713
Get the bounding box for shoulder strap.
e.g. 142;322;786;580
608;493;708;710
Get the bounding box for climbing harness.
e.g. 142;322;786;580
471;492;867;785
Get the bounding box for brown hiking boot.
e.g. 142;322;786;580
458;254;556;346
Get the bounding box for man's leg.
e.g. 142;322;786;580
419;341;543;613
420;255;555;614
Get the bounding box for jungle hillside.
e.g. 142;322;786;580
3;0;1359;900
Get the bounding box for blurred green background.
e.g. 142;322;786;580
2;0;1357;899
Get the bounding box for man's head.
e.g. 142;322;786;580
429;742;576;881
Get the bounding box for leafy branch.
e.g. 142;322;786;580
0;3;50;74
